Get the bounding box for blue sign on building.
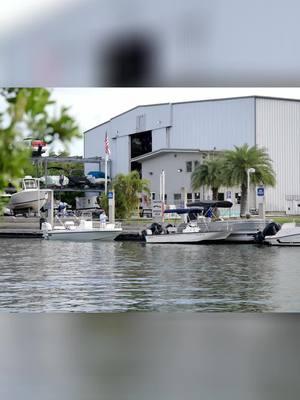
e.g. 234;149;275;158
257;187;264;197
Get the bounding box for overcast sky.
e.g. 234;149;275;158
51;88;300;156
0;0;74;34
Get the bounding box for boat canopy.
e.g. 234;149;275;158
187;200;233;208
164;207;204;215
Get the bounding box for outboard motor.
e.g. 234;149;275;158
254;222;281;243
143;222;161;235
150;222;163;235
141;222;164;238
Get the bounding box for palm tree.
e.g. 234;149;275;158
222;144;276;216
191;157;224;200
101;171;150;219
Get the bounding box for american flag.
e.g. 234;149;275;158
104;132;111;155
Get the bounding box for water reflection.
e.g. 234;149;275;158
0;239;299;311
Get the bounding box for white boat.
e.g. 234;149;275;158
197;218;269;243
144;222;231;244
8;176;48;214
165;203;270;243
42;219;122;241
39;175;69;187
263;222;300;246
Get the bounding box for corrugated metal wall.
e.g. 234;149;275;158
152;127;168;150
109;104;171;137
84;103;172;175
171;98;255;150
85;97;256;174
256;98;300;212
85;122;131;175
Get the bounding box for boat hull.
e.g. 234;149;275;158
264;232;300;246
44;228;122;241
197;219;269;243
224;231;258;242
145;230;230;244
9;190;48;211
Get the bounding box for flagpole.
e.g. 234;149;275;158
104;153;108;195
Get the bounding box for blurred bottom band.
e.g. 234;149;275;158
0;313;299;400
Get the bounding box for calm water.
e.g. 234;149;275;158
0;239;299;312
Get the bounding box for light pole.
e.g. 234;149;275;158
247;168;255;215
159;170;165;203
159;170;165;222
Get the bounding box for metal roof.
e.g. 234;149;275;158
84;95;300;135
130;148;221;162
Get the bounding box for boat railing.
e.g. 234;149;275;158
93;220;122;229
54;214;81;228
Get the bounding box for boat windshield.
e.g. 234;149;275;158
23;179;38;189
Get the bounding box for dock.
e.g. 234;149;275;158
0;230;43;238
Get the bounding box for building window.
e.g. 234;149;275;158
217;193;225;201
164;194;167;202
235;193;241;204
151;192;156;200
187;193;193;203
131;161;142;178
194;160;200;170
174;193;182;201
194;192;200;200
186;161;192;172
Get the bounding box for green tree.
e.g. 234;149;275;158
100;171;150;219
0;88;81;194
191;157;224;200
222;144;276;216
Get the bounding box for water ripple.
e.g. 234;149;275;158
0;239;300;311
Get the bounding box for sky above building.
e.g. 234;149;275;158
51;88;300;156
0;0;74;34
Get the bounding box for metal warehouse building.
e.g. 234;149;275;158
84;96;300;214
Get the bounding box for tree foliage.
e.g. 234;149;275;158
222;144;276;216
0;88;81;193
100;171;150;219
190;144;276;216
191;157;224;200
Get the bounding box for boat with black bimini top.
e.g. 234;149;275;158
187;200;270;243
143;207;231;244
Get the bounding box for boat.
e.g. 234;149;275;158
8;176;48;215
86;171;110;186
186;201;270;243
145;223;230;244
42;218;122;241
39;175;69;188
255;221;300;246
197;218;269;242
143;208;231;244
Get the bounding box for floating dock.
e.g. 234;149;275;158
0;230;43;238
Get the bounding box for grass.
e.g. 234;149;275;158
272;216;300;224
